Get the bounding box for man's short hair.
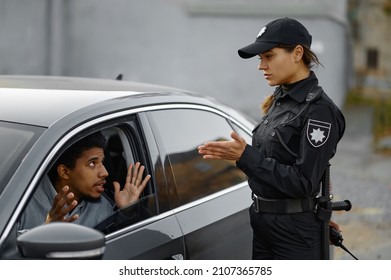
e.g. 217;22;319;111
48;131;107;183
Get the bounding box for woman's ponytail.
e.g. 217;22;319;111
261;94;275;114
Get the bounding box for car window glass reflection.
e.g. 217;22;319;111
0;122;43;193
230;122;253;144
94;194;157;234
151;109;248;205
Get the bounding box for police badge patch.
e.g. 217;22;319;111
307;119;331;148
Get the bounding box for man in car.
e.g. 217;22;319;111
18;131;151;231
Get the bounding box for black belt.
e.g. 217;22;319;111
252;194;317;214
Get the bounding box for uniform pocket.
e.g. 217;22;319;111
289;212;322;248
270;125;298;164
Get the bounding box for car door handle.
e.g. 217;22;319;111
171;253;184;260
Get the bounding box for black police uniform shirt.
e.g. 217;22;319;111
237;71;345;200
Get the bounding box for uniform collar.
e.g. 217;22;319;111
277;71;318;103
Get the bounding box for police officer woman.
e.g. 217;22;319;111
198;17;345;260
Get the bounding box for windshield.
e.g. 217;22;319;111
0;121;44;194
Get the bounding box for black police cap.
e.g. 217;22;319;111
238;17;312;59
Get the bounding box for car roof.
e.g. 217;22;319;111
0;75;182;92
0;75;201;127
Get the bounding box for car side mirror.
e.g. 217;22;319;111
17;222;105;259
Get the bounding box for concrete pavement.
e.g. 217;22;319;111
330;106;391;260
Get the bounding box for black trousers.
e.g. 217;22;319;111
249;206;322;260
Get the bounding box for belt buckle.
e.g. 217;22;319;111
253;193;260;213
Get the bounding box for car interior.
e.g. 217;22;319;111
97;127;157;234
102;128;129;199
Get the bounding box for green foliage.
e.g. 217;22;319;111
384;0;391;16
373;98;391;138
346;89;391;154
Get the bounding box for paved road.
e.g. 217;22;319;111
330;106;391;260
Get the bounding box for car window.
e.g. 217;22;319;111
230;121;253;144
0;121;44;194
149;108;249;206
18;124;156;235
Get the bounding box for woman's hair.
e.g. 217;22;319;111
261;94;275;115
261;44;322;114
304;47;322;68
275;44;322;68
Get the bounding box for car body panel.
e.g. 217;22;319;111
103;213;184;260
0;88;134;127
0;75;256;260
173;184;252;259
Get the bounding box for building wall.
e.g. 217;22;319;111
349;0;391;94
0;0;351;119
0;0;49;75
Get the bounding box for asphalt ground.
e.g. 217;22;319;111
329;105;391;260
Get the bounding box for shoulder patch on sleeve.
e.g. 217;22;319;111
307;119;331;147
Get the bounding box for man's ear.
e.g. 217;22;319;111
57;164;70;180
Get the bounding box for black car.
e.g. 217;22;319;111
0;75;256;260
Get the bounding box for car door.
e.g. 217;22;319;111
9;113;185;260
101;116;185;259
145;106;254;259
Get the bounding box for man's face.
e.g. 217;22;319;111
65;147;108;201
